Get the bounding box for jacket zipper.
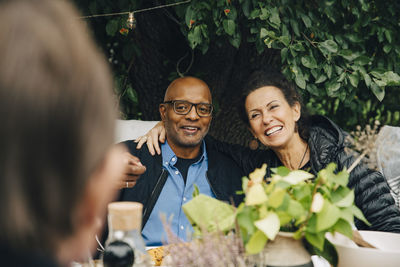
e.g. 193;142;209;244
205;171;218;198
142;169;167;227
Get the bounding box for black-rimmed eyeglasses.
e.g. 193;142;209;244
162;100;213;117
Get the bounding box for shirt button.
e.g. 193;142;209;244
183;197;187;202
175;171;179;175
164;161;168;165
180;225;184;230
172;157;176;162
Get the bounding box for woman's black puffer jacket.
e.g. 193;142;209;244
208;115;400;232
307;115;400;232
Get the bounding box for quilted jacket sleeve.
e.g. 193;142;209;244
337;149;400;232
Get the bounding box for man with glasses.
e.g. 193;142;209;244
118;77;244;246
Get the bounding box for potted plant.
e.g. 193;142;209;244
182;163;370;267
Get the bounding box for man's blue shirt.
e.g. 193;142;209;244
141;140;215;246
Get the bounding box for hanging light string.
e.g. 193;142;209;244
79;0;191;19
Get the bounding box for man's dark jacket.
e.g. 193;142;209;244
119;136;244;229
208;115;400;232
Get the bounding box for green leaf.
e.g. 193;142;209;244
354;55;371;66
351;205;370;226
340;207;355;225
287;199;305;219
279;36;290;46
301;13;312;28
272;166;291;177
383;71;400;86
316;200;341;231
229;35;241;48
338;49;358;61
370;82;385;101
333;218;353;239
281;48;288;62
363;73;372;87
223;19;235;36
267;189;286;208
245;229;267;254
385;29;393;43
185;6;194;27
334;190;354;207
242;0;251;17
305;232;325;251
290;19;300;36
192;184;200;197
254;212;280;240
260;28;268;39
305;238;338;267
301;55;318;69
326;79;341;94
315;74;327;84
319;40;338;54
324;64;333;79
237;205;257;237
188;26;202;48
269;7;281;28
383;44;392;54
105;19;119;36
183;194;235;232
348;72;360;87
295;74;306;89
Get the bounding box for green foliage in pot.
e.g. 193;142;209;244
183;163;370;267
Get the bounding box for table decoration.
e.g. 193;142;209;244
179;162;370;267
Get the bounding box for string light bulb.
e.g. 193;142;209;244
126;12;136;29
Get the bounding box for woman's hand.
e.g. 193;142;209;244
117;151;146;189
134;121;165;155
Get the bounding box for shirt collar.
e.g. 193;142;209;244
161;140;207;167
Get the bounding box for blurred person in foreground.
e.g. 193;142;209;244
0;0;135;266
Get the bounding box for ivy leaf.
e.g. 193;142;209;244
301;13;312;28
351;205;370;226
301;55;318;69
305;231;325;251
324;64;333;79
338;49;359;61
254;212;280;240
326;78;341;95
316;200;341;231
348;72;360;87
334;190;354;208
229;34;241;48
105;19;119;36
267;188;286;208
383;71;400;86
245;229;267;254
185;6;194;27
354;55;371;66
370;82;385;101
295;74;306;89
223;19;235;36
290;19;300;36
383;44;392;54
333;218;353;239
269;7;281;28
315;74;327;84
319;40;338;54
363;73;372;87
242;0;251;17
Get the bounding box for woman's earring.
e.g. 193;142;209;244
249;137;259;150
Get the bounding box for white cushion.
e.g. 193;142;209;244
115;119;158;143
376;125;400;209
